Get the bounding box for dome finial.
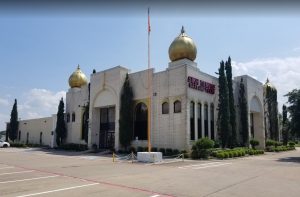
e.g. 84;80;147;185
168;26;197;62
266;78;269;83
69;65;88;88
181;26;185;34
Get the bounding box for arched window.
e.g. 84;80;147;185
204;104;208;137
197;103;202;139
134;103;148;140
72;112;76;122
174;100;181;113
190;101;195;140
66;113;70;122
162;102;169;114
210;104;214;140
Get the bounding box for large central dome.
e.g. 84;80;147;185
68;65;88;88
168;26;197;62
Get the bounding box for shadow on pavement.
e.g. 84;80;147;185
277;157;300;164
21;147;111;157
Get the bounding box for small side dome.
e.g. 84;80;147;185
168;26;197;62
68;65;88;88
264;78;276;90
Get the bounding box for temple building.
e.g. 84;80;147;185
15;27;268;150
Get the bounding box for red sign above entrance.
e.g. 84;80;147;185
187;76;215;94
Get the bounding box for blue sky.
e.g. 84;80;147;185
1;3;300;130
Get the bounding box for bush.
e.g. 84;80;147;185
223;152;229;159
159;148;166;155
250;139;259;149
165;148;173;156
288;141;295;147
173;149;180;155
137;146;144;152
191;138;215;159
194;138;215;150
191;149;199;159
10;142;27;148
151;147;157;152
266;140;276;147
216;152;224;159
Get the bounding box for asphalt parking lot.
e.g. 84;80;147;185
0;147;299;197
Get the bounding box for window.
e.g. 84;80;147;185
26;132;29;144
40;132;43;145
134;103;148;140
18;131;21;141
174;100;181;113
197;103;202;139
72;112;75;122
204;104;208;137
66;113;70;122
210;104;215;140
162;102;169;114
190;101;195;140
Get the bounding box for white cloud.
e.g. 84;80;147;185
19;88;66;120
0;88;66;131
293;47;300;52
232;56;300;112
0;98;9;107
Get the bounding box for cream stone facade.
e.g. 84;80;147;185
14;27;268;150
18;116;56;147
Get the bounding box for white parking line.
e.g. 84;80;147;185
0;170;34;176
150;195;161;197
193;163;231;169
16;183;100;197
0;166;14;170
178;162;222;169
179;162;232;170
0;175;59;184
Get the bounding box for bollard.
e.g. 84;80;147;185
131;152;134;163
182;153;184;162
113;152;115;163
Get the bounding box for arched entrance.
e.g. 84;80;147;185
250;96;265;148
134;102;148;140
92;88;117;149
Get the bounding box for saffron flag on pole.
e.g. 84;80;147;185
148;7;151;33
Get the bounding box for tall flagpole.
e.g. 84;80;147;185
147;7;152;152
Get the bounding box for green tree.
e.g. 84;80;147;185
282;104;289;145
265;84;279;140
225;57;237;147
55;98;67;146
285;89;300;139
9;99;19;142
81;102;89;143
239;78;249;146
119;74;134;150
218;61;230;148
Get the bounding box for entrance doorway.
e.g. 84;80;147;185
99;106;115;149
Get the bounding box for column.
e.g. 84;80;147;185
208;103;211;139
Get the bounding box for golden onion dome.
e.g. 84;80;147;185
264;78;276;90
169;26;197;62
68;65;88;88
